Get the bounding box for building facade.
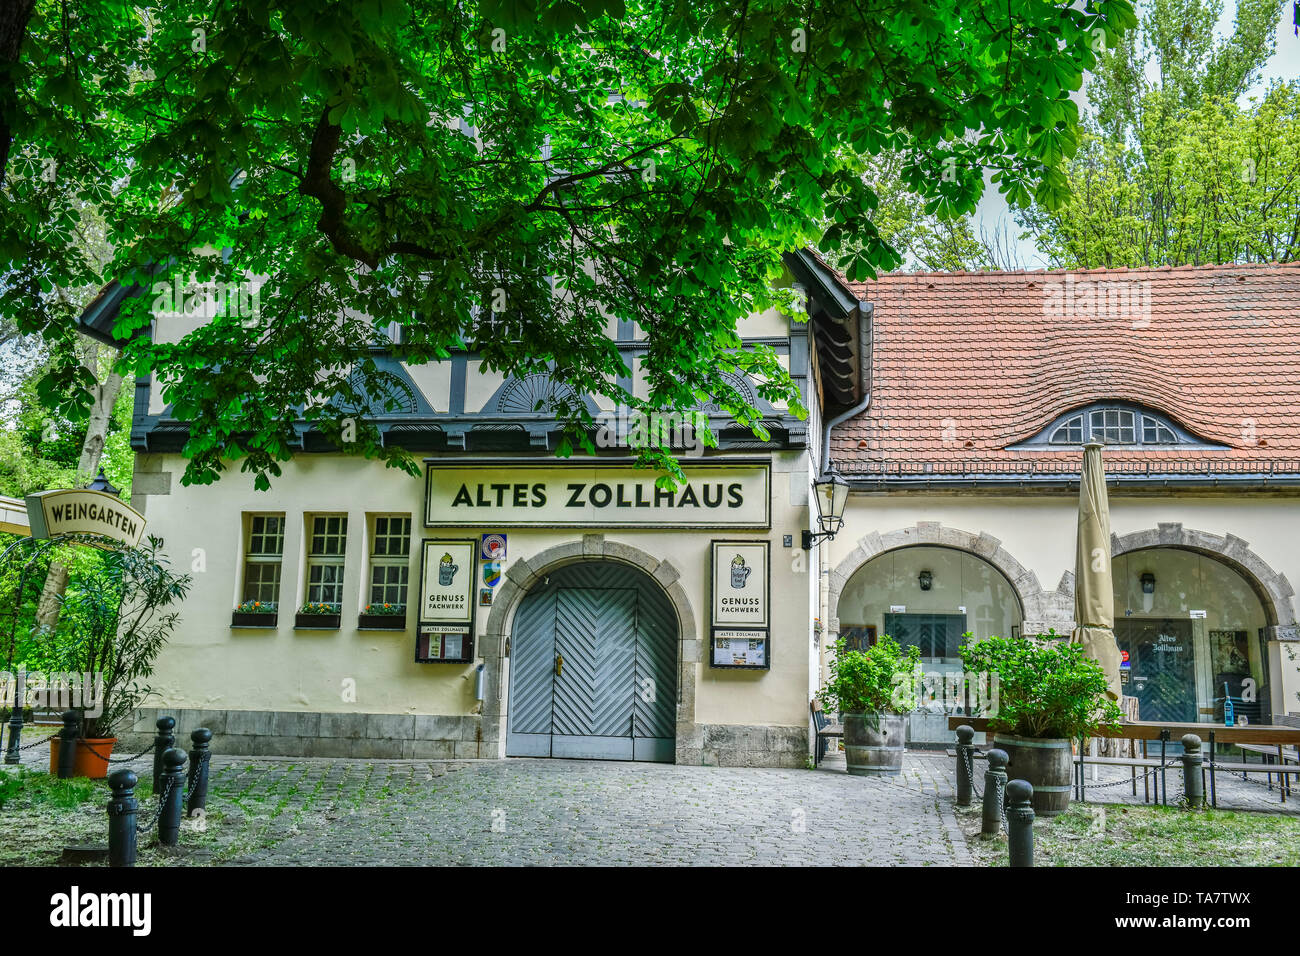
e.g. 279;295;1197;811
83;251;858;767
822;263;1300;743
81;256;1300;761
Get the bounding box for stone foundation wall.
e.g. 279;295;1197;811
677;724;809;768
120;708;491;760
120;709;809;767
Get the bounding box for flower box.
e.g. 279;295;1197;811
295;613;341;629
231;611;278;628
357;613;407;630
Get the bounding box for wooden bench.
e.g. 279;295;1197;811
1229;742;1298;797
811;701;842;767
947;715;1300;807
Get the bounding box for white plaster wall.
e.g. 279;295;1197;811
138;450;814;729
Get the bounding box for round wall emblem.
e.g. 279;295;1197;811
480;533;507;560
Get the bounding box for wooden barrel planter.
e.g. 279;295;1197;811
843;713;906;775
993;733;1073;815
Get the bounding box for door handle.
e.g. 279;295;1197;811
555;652;564;677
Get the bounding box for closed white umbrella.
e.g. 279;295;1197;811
1071;442;1123;701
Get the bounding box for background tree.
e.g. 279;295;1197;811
1019;0;1299;267
3;0;1137;488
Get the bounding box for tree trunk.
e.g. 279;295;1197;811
32;355;125;635
0;0;37;190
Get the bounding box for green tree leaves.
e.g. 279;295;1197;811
3;0;1135;486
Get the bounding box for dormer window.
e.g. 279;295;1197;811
1020;403;1220;450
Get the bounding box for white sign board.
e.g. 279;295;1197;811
418;539;476;626
710;540;770;629
25;489;146;547
426;461;770;529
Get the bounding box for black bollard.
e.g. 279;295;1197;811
982;748;1008;837
955;724;975;808
1006;778;1035;866
157;747;187;847
4;671;25;764
106;769;139;867
153;715;176;792
186;728;212;817
57;710;79;779
1180;733;1204;808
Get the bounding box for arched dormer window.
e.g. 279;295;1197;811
1014;403;1224;450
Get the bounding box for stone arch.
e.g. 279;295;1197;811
481;534;700;762
1111;523;1297;638
827;522;1074;636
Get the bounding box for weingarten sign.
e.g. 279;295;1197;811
425;460;770;529
25;489;146;547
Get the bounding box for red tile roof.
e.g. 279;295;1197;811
830;262;1300;476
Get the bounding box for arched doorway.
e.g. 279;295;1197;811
835;545;1025;743
1114;548;1271;724
505;561;679;762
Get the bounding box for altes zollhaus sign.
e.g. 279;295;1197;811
425;461;770;529
25;489;146;547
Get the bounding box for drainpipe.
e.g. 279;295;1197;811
815;299;872;686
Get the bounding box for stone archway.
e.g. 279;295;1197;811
1112;522;1298;640
481;534;700;763
827;522;1075;636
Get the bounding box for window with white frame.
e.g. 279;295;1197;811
368;515;411;608
1031;404;1214;448
306;515;348;607
243;514;285;604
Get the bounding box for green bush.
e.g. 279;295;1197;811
819;635;921;715
960;633;1123;739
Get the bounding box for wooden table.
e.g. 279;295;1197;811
946;716;1300;806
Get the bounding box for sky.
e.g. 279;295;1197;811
971;0;1300;270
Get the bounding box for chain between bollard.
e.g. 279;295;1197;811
75;738;158;764
1079;759;1180;790
136;773;175;834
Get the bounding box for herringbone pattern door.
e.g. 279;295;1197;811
505;563;677;762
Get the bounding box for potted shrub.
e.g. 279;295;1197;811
358;602;407;630
960;632;1122;815
231;600;278;628
295;602;341;629
819;634;921;775
45;537;190;778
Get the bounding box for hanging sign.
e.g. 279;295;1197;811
426;461;770;529
416;539;476;663
709;540;770;669
25;489;146;547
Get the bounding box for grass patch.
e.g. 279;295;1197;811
961;801;1300;866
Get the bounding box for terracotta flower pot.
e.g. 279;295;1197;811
48;737;117;779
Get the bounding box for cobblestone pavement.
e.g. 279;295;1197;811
192;755;972;866
8;729;970;866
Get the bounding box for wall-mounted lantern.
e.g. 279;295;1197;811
802;466;850;550
918;569;933;591
1140;572;1156;594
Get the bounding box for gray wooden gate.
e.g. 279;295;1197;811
506;562;677;761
